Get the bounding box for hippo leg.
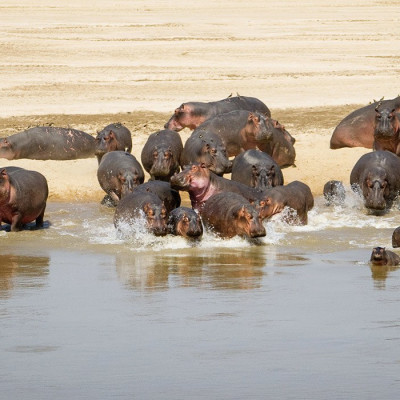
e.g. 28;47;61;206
10;213;23;232
35;208;45;228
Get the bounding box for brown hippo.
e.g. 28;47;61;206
0;126;95;160
373;107;400;155
170;163;263;210
231;149;284;190
114;191;168;237
135;181;181;213
330;96;400;149
180;130;232;176
97;151;145;206
95;123;132;163
190;110;269;157
164;95;271;131
323;180;346;206
256;117;296;168
0;167;48;231
167;207;203;239
370;247;400;266
141;129;183;182
350;150;400;214
392;227;400;248
200;192;266;239
254;181;314;225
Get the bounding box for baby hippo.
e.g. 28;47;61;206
0;167;48;231
200;192;266;239
114;191;168;237
97;151;145;206
370;247;400;266
167;207;203;239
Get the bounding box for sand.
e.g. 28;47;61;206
1;0;399;201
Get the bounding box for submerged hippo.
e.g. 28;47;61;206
370;247;400;266
180;130;232;176
350;150;400;214
254;181;314;225
0;126;95;160
373;107;400;155
97;151;145;206
170;163;263;210
323;180;346;206
330;96;400;149
95;123;132;163
141;129;183;182
114;191;168;236
0;167;48;231
200;192;266;239
164;95;271;131
167;207;203;239
231;149;284;190
392;227;400;248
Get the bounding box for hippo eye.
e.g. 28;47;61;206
183;215;189;223
154;151;158;158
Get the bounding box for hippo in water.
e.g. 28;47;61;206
170;163;263;210
180;130;232;176
323;180;346;206
330;96;400;149
167;207;203;239
141;129;183;182
231;149;284;190
370;247;400;266
164;95;271;131
0;167;48;231
350;150;400;214
200;192;266;239
0;126;96;160
135;181;181;213
95;123;132;163
254;181;314;225
392;227;400;248
114;191;168;237
373;107;400;155
97;151;145;206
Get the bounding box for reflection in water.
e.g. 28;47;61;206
370;263;400;289
116;248;267;291
0;254;49;297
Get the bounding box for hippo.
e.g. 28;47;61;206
254;181;314;225
256;116;296;168
330;96;400;149
0;126;95;160
164;95;271;131
323;180;346;206
190;110;269;157
370;247;400;266
95;123;132;163
135;180;181;212
180;129;232;176
392;227;400;248
141;129;183;182
231;149;284;190
114;191;168;236
373;107;400;155
200;192;266;239
170;163;263;210
350;150;400;214
97;151;145;206
167;207;203;239
0;167;48;231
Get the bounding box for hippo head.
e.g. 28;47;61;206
362;169;390;212
323;180;346;206
164;104;206;132
170;163;211;192
0;168;11;199
169;209;203;239
370;246;388;266
150;147;179;180
247;112;269;140
197;141;231;176
251;165;274;190
143;202;168;236
118;171;144;199
95;130;119;162
254;189;286;220
234;205;266;238
374;108;398;138
0;138;15;160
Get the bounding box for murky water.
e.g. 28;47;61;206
1;190;400;399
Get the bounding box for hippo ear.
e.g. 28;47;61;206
0;138;11;147
237;206;246;218
0;169;8;179
109;130;116;139
200;162;207;169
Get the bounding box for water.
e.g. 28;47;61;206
1;190;400;399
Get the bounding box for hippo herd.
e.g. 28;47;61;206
2;94;400;264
